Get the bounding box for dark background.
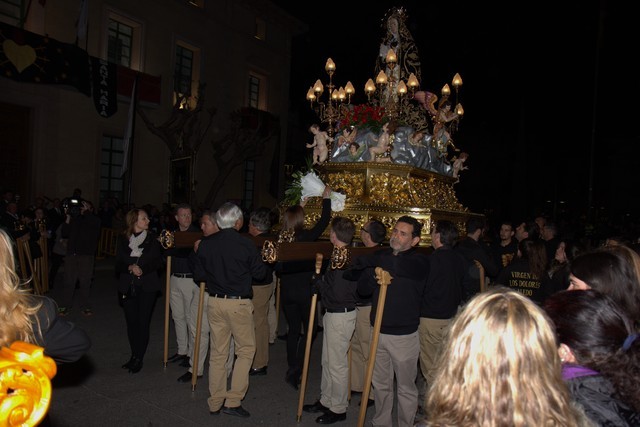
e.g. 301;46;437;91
274;0;639;231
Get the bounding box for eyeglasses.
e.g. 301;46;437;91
361;228;370;234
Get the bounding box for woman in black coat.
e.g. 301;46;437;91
277;186;332;389
115;208;163;373
544;289;640;426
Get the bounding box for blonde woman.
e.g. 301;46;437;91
422;287;593;427
0;228;90;363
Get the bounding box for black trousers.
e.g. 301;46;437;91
280;271;317;369
122;290;158;360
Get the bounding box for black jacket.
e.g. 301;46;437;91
354;247;429;335
62;212;101;256
33;296;91;364
164;223;200;274
567;373;640;426
317;262;358;311
190;228;271;297
115;231;163;293
421;246;467;319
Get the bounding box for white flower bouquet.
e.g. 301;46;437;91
284;169;346;212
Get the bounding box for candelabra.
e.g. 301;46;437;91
438;73;464;134
306;58;354;137
364;49;420;122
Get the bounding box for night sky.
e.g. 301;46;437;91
274;1;639;227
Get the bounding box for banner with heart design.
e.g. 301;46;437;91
0;21;90;96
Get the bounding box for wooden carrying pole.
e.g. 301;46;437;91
163;256;172;367
191;282;207;391
296;253;323;422
357;267;392;427
275;275;281;333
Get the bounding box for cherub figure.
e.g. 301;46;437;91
408;130;425;146
336;126;358;148
347;142;366;162
452;152;469;180
307;124;333;165
432;100;459;159
369;121;398;162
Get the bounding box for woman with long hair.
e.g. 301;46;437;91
278;185;332;390
115;208;163;373
423;287;592;427
495;238;551;304
569;249;640;326
0;228;90;363
546;239;585;296
544;289;640;425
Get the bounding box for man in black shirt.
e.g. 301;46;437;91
190;202;271;419
352;216;429;427
420;220;468;391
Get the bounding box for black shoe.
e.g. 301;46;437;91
176;371;201;382
121;357;135;369
222;405;250;418
167;353;187;363
316;410;346;424
128;358;143;374
179;358;191;368
209;409;220;415
285;368;301;391
249;366;267;376
303;400;329;413
359;399;374;408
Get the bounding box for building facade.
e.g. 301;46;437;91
0;0;305;212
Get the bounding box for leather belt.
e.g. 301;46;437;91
172;273;193;278
325;307;356;313
212;294;251;300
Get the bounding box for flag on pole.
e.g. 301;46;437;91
120;78;137;177
76;0;88;41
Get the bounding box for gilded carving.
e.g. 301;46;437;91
282;163;479;245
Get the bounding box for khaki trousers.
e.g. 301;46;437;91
251;281;275;369
418;317;452;388
350;305;372;393
207;297;255;411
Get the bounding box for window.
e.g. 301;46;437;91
187;0;204;7
104;12;142;70
173;41;200;109
0;0;25;27
174;45;193;96
242;160;255;210
100;135;125;203
107;19;132;67
248;75;260;108
255;17;266;40
247;72;267;110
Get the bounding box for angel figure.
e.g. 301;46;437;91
307;124;333;165
369;121;398;162
432;100;459;160
452;152;469;180
347;142;366;162
336;126;358;148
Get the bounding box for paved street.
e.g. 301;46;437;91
42;257;376;427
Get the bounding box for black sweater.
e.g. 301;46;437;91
354;247;429;335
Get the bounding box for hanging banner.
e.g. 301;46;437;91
0;21;90;96
91;57;118;118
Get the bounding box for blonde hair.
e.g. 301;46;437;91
0;229;41;347
426;287;585;427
